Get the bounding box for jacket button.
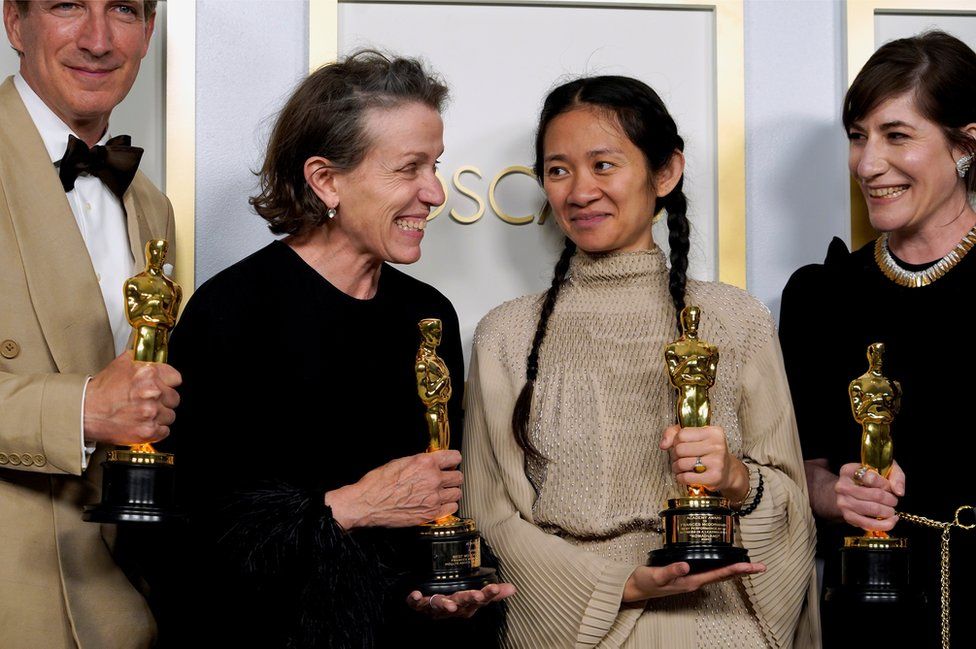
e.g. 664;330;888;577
33;454;46;467
8;454;20;465
0;339;19;359
0;453;7;464
20;454;32;467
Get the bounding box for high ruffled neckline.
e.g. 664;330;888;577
567;246;669;287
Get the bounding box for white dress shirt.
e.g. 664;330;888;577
14;74;136;469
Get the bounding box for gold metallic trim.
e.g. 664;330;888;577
107;449;175;465
846;1;976;250
844;535;908;549
668;496;730;509
313;0;746;286
451;165;486;224
418;517;477;536
874;224;976;287
489;165;536;225
166;2;196;300
310;0;340;71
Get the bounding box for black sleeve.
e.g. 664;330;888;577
779;264;835;462
442;299;465;452
156;284;386;649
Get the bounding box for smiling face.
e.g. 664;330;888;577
848;92;971;236
541;106;681;254
3;1;154;142
330;102;446;265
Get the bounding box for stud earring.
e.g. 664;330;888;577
326;207;337;219
956;154;973;178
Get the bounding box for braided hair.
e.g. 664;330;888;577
512;76;691;462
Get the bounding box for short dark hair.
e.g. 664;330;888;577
13;1;158;17
250;50;449;236
844;31;976;191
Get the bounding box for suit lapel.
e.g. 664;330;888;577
124;189;153;269
0;78;114;373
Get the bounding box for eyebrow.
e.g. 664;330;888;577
851;119;917;131
544;148;624;163
880;120;916;131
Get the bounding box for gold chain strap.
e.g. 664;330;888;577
895;505;976;649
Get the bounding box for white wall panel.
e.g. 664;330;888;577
340;1;718;357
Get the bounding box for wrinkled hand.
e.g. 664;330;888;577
406;582;516;619
623;562;765;603
835;461;905;532
83;351;182;446
325;450;463;530
660;424;749;502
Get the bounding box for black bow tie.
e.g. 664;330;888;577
57;134;143;201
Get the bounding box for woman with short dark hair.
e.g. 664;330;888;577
157;51;512;648
780;30;976;648
462;76;818;648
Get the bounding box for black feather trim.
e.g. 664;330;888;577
216;481;388;649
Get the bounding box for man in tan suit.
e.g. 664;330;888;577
0;2;179;647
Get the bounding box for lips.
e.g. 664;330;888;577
866;185;909;199
394;216;427;232
570;211;610;222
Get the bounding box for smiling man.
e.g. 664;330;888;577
0;2;178;648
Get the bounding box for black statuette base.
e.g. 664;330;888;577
648;496;749;574
649;544;749;574
415;567;499;596
824;543;922;606
410;517;499;594
83;457;184;525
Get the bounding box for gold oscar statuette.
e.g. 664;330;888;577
648;306;749;572
824;342;920;613
84;240;184;524
411;318;498;594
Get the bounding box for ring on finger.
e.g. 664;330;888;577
428;594;443;608
693;457;707;474
852;465;869;486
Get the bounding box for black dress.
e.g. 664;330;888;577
780;237;976;647
151;241;499;648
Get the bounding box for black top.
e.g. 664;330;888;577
154;241;478;648
779;237;976;642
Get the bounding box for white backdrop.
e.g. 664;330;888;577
340;1;718;361
876;12;976;49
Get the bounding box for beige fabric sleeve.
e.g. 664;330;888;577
461;343;641;648
736;326;821;649
0;370;88;475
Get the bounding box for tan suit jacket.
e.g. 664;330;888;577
0;77;174;649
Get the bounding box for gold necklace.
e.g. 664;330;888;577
874;223;976;288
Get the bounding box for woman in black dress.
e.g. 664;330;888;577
156;51;513;648
780;31;976;648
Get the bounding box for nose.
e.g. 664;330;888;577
853;136;887;181
568;172;601;206
76;7;113;57
420;170;446;208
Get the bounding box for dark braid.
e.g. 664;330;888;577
512;76;690;461
512;237;576;462
663;183;690;330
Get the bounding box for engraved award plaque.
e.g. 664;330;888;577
411;318;498;594
824;343;922;609
83;240;184;524
648;306;749;572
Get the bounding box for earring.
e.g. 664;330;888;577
326;207;337;220
956;154;973;178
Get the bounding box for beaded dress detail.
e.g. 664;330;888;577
520;250;765;647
